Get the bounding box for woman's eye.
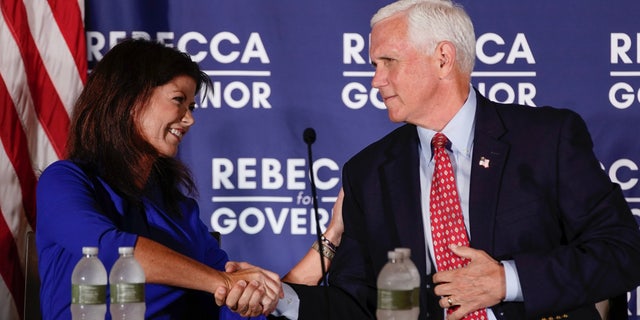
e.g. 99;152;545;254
188;104;195;112
174;96;185;104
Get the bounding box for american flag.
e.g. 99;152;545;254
0;0;86;319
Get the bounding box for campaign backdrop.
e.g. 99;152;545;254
85;1;640;317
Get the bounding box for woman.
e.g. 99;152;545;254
36;39;281;319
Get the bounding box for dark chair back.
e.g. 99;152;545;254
24;230;41;320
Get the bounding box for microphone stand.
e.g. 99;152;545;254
303;128;328;286
304;128;331;320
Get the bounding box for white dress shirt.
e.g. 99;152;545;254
417;87;523;320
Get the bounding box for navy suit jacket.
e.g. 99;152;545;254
288;91;640;320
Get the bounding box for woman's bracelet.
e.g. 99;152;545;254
312;241;335;260
312;235;338;260
320;235;338;252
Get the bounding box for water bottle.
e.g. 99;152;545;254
395;248;420;319
71;246;107;320
109;247;146;320
377;250;415;319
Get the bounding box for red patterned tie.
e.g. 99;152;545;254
430;133;487;320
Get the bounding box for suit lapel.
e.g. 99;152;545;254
469;92;509;254
380;125;430;277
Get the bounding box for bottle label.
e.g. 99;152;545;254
110;283;145;303
377;289;413;310
71;284;106;304
412;287;420;307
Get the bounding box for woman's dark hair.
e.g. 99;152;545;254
67;38;212;216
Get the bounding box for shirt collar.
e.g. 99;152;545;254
417;86;476;158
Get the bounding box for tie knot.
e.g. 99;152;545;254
432;133;449;149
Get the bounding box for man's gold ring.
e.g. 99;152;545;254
447;297;453;307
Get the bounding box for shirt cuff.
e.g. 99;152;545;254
271;282;300;319
501;260;523;301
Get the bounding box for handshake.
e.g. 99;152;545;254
214;261;285;317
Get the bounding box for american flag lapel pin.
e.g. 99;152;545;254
479;157;490;168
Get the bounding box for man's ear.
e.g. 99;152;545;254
436;41;456;78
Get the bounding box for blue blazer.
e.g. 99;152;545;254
289;90;640;320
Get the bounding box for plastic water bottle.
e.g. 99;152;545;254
109;247;146;320
395;248;420;319
71;246;107;320
377;250;415;319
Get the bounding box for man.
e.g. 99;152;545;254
221;0;640;319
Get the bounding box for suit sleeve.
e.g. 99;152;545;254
285;283;372;319
286;162;377;319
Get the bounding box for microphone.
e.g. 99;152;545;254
302;127;327;286
303;127;316;145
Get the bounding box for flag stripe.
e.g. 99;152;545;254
1;0;70;158
28;0;85;114
0;32;38;231
0;88;37;236
0;208;25;320
0;276;20;320
46;0;87;84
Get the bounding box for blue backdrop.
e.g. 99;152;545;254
85;1;640;317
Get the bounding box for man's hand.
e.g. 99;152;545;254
214;261;284;317
432;245;506;320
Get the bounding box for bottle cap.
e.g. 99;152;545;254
82;247;99;255
395;247;411;258
118;247;134;255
